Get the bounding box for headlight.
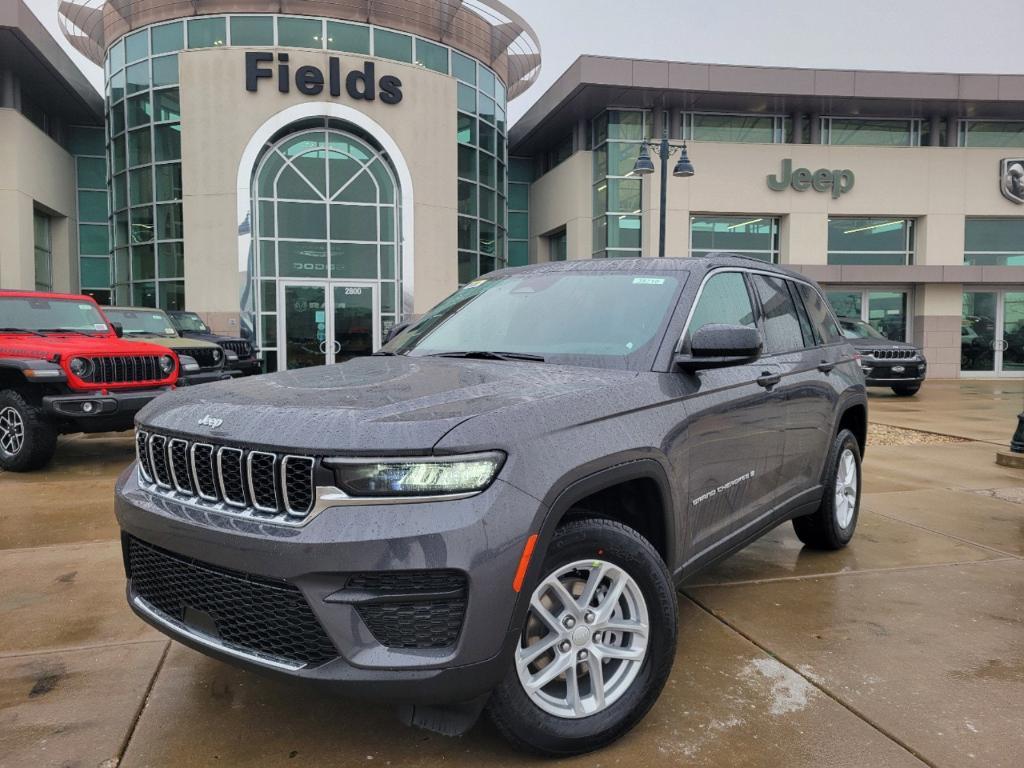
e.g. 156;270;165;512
158;355;175;375
212;349;222;362
68;357;91;377
326;452;504;497
178;354;200;372
224;349;238;360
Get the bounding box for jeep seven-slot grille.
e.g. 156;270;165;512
174;347;220;369
79;355;165;384
867;348;915;360
220;340;252;358
136;429;315;521
126;536;338;667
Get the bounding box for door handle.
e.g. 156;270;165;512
332;340;342;354
817;360;835;373
757;371;782;389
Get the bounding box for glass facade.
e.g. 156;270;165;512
820;117;923;146
964;218;1024;266
591;110;646;258
958;120;1024;148
507;158;531;266
69;127;111;304
690;216;779;262
682;113;789;144
827;218;915;266
102;15;507;310
826;288;910;342
33;211;52;292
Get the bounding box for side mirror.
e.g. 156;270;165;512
110;322;124;338
383;321;411;345
675;324;762;371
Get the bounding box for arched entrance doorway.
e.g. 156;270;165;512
253;125;401;370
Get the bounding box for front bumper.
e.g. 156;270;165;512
178;369;233;387
42;388;170;432
861;358;927;387
114;465;541;703
228;358;262;376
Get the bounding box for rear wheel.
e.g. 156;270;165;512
892;384;920;397
0;390;57;472
792;428;861;550
488;519;676;757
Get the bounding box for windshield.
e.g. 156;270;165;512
104;308;178;337
0;296;110;334
839;318;886;340
386;272;684;369
172;312;210;333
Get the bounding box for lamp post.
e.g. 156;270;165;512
632;128;695;257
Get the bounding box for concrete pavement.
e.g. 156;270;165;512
1;383;1023;766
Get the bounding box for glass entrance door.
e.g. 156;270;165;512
961;290;1024;376
278;281;379;370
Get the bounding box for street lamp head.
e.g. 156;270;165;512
632;145;655;176
673;143;695;178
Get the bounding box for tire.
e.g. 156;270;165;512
0;389;58;472
891;385;920;397
487;518;677;757
792;428;861;550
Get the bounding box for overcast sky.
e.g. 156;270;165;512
27;0;1024;125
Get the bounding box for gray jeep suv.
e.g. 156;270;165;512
115;255;867;756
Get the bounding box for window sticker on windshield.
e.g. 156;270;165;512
79;304;92;310
633;277;666;285
94;323;108;331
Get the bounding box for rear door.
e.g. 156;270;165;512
678;270;786;562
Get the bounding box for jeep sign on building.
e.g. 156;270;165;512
2;0;1024;378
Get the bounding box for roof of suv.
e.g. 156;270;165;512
488;253;810;281
0;289;100;302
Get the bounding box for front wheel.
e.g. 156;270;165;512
487;519;677;757
0;390;57;472
792;428;861;550
892;384;921;397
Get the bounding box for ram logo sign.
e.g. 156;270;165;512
1000;159;1024;204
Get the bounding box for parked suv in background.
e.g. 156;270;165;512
103;307;233;386
168;311;260;376
0;291;178;471
115;256;866;756
838;317;926;396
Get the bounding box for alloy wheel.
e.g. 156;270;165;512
0;406;25;458
834;447;858;528
515;559;649;719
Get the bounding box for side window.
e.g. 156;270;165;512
796;282;844;344
788;280;817;347
685;272;756;346
751;274;804;354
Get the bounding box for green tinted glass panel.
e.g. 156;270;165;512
508;240;528;267
152;55;179;87
691;114;775;143
479;153;496;188
330;204;377;241
458;180;477;215
479;121;495;153
69;127;104;155
278;17;322;48
458;217;476;250
260;280;277;310
154;124;181;161
80;257;110;288
131;244;155;279
327;21;370;54
964;121;1024;147
827;291;863;320
128;167;153;206
259;241;276;275
479;189;495;222
110;102;126;136
452;51;476;84
329;243;377;278
114;212;129;246
278;202;326;238
277;164;320;200
458;83;476;114
126;93;151;127
231;16;274;45
159;281;185;311
457;114;476;145
965;218;1024;252
125;30;149;63
415;39;448;73
509;182;528;210
131;206;155;243
828;218;910;252
367;163;394;204
479;67;495;97
158;242;184;278
379;207;395;238
112;136;126;174
458;250;476;283
374;29;412;62
691;216;776;253
113;173;127;211
126;61;149;94
187;17;226;48
79;225;110;256
608;215;641;249
380;245;396;279
152;22;183;54
278;241;328;276
77;157;106;190
109;39;125;73
156;203;183;240
134;283;157;306
128;128;152;166
458;145;476;180
828;119;913;146
110;70;125;104
510;158;532;183
479;94;495;124
508;212;528;240
155;163;182;201
605;142;641;177
608;111;644;141
335;171;375;204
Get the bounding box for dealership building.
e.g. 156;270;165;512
2;1;1024;377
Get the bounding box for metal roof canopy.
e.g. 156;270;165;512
511;55;1024;155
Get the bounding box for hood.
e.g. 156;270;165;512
845;336;918;352
0;332;180;361
125;334;220;350
178;330;246;345
137;355;637;454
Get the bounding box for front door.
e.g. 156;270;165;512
278;281;379;370
961;290;1024;377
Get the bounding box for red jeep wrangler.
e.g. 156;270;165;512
0;291;179;472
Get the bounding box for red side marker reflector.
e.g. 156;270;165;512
512;534;539;593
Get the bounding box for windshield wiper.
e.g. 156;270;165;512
37;328;93;336
428;350;546;362
0;327;44;336
373;350;404;356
